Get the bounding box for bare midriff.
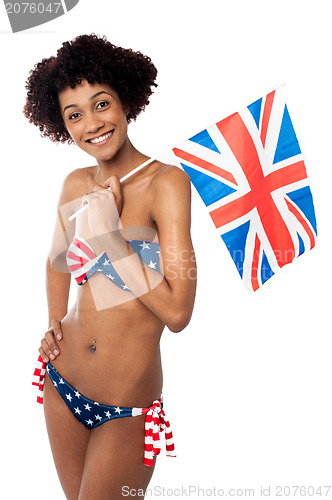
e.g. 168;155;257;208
51;275;164;409
50;162;169;409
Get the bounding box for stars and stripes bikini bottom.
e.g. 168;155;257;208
45;362;175;467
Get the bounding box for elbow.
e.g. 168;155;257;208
167;309;193;333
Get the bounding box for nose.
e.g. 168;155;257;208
85;112;105;134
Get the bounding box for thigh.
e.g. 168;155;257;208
43;372;91;500
79;414;156;500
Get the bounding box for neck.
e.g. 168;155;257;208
95;138;150;184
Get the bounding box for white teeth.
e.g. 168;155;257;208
90;131;112;144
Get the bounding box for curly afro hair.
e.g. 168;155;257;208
23;34;158;144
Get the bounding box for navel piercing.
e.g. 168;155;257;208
90;340;96;352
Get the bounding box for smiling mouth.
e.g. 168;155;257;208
86;130;114;144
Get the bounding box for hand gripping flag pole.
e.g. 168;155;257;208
68;156;156;221
68;83;317;291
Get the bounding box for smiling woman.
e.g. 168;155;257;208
24;34;196;500
24;33;157;142
59;80;129;156
58;82;131;162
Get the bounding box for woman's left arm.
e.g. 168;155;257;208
143;166;197;332
86;166;197;331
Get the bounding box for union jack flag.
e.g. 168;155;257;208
173;86;317;291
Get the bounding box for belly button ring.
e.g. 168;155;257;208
90;340;96;352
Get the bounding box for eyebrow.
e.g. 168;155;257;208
62;91;113;114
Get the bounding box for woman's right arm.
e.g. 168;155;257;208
39;169;84;362
38;260;71;362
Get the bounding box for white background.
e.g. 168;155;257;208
0;0;331;498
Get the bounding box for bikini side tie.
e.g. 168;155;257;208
143;398;176;467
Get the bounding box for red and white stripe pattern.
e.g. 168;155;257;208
32;355;46;404
137;398;176;467
66;235;104;285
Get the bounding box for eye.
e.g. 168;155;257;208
68;112;81;120
96;101;110;110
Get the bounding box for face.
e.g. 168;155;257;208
58;80;129;161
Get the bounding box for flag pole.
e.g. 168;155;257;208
68;81;288;222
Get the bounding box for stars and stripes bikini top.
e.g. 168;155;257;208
66;236;161;291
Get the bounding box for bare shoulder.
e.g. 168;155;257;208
59;166;95;204
62;166;94;191
150;162;191;194
149;162;192;225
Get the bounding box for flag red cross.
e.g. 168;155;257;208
209;102;309;269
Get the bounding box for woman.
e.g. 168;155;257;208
25;34;196;499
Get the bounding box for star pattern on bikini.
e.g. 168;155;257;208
37;364;176;464
139;241;150;251
46;364;143;430
86;254;131;291
68;239;161;291
127;240;161;276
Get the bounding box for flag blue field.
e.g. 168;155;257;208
173;86;317;291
